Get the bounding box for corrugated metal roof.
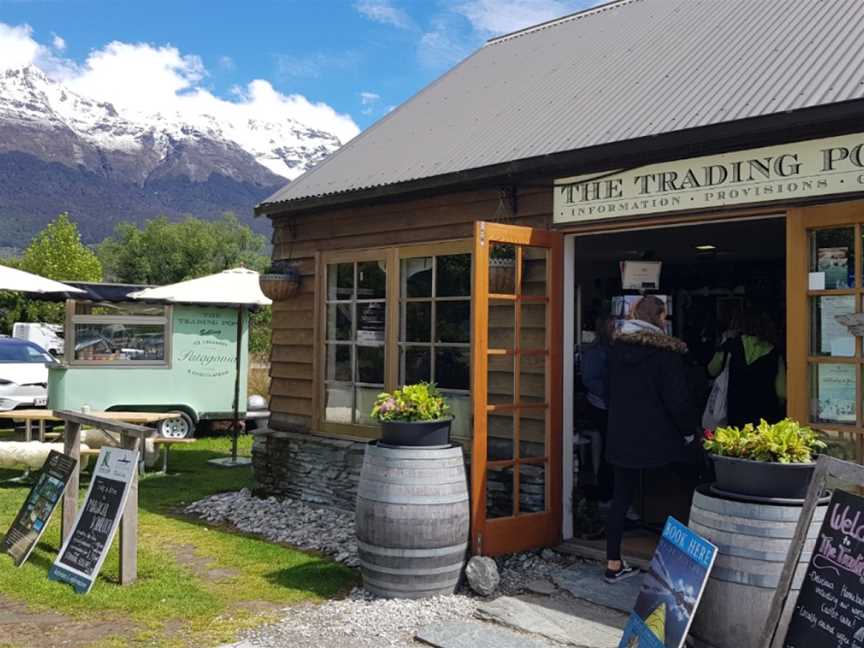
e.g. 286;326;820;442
261;0;864;211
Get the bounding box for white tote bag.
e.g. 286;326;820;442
702;355;729;431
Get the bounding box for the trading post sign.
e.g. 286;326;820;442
554;131;864;223
48;447;137;594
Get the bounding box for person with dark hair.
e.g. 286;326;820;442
581;314;615;501
707;307;786;427
604;296;699;583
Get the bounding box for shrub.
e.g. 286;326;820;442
703;418;826;464
371;383;450;422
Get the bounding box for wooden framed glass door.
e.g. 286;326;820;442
471;221;563;555
788;200;864;463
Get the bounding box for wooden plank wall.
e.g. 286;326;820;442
267;186;553;432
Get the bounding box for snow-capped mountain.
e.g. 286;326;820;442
0;66;346;248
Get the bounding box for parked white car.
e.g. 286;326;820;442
0;338;57;411
12;322;64;356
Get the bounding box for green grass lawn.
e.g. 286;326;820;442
0;434;357;648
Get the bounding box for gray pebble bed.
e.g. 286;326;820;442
186;489;585;647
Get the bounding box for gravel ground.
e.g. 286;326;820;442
187;490;589;647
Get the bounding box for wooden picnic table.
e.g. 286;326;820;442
0;409;179;442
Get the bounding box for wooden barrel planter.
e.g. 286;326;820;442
355;443;469;599
688;488;828;648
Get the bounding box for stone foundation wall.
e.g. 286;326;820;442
252;429;369;512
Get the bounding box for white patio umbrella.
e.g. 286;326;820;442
129;268;272;466
0;264;85;294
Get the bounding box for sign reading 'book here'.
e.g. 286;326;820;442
2;450;77;566
619;517;717;648
785;489;864;648
49;447;137;594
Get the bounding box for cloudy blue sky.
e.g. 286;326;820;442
0;0;600;139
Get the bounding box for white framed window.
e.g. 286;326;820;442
68;301;171;366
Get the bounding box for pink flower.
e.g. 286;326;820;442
703;429;714;440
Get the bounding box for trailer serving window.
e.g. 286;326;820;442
67;301;171;366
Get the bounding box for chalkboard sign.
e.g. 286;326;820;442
3;450;77;566
48;447;136;594
784;489;864;648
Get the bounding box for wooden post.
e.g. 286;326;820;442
54;410;153;587
119;431;141;585
61;421;81;543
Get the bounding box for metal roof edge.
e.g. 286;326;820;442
484;0;641;46
256;99;864;219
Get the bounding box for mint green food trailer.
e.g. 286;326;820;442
48;285;250;438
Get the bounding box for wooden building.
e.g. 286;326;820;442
254;0;864;556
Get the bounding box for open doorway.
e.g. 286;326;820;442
568;216;786;563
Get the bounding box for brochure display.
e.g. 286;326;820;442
784;489;864;648
2;450;77;566
619;517;717;648
815;363;857;424
48;447;137;594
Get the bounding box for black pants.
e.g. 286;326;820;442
606;466;640;562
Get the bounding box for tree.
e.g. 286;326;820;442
0;213;102;331
19;213;102;282
98;213;268;285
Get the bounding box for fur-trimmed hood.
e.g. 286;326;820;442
613;320;688;356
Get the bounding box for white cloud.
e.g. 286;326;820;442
51;33;66;52
360;91;380;105
354;0;413;29
275;51;357;80
454;0;598;36
218;55;235;71
418;17;474;70
0;22;360;148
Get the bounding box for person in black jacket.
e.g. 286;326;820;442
604;296;699;583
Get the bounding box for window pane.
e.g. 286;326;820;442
446;393;472;441
487;465;514;518
357;345;385;385
402;257;432;298
810;363;856;424
437;301;470;343
489;243;517;294
521;247;547;297
355;387;381;425
810;295;855;357
519;463;546;514
73;324;165;362
437;254;471;297
325;385;352;423
404;302;431;342
358;261;386;299
435;347;469;390
356;303;386;343
402;346;431;384
325;344;351;382
810;228;854;290
326;304;352;341
328;263;354;300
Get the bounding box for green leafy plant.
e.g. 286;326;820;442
371;383;451;422
703;418;827;464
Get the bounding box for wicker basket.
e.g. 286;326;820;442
259;273;300;300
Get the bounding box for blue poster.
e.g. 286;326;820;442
619;517;717;648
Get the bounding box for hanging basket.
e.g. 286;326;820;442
259;268;301;300
489;258;516;294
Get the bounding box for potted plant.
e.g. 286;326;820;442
259;260;301;300
489;244;516;293
703;418;827;500
371;382;452;447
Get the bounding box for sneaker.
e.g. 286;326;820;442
605;563;639;584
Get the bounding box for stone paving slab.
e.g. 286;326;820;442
476;594;628;647
416;620;554;648
551;564;642;613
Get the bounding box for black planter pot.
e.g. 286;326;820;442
710;454;816;500
380;418;452;447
